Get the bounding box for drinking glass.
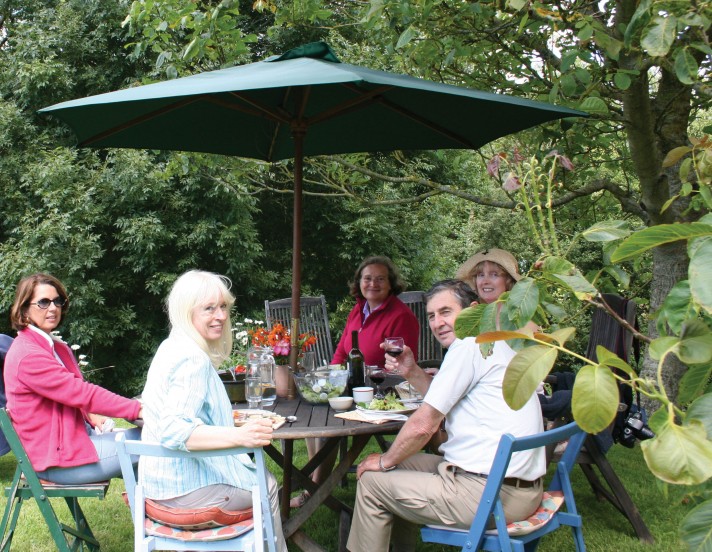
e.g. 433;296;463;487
246;376;262;409
301;351;316;372
384;337;405;359
366;365;386;399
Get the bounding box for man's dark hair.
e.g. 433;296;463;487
424;279;478;309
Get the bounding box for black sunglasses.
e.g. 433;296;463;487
31;297;67;310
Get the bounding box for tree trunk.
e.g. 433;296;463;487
639;242;689;410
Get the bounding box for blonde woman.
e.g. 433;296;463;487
140;270;286;550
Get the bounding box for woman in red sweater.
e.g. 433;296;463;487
292;256;419;507
4;273;142;484
331;256;419;367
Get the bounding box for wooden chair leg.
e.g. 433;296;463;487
582;436;655;544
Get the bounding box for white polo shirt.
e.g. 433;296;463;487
425;337;545;480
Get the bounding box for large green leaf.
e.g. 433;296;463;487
689;236;712;314
674;48;698;85
676;320;712;364
649;336;680;360
476;330;530;343
641;15;677;57
595;346;636;377
502;345;558;410
506;277;539;326
582;220;632;242
641;421;712;484
571;364;619;434
623;0;651;49
454;305;485;339
611;223;712;262
547;272;598;300
686;393;712;439
655;280;696;335
547;327;576;346
678;363;712;406
579;96;608;115
680;498;712;552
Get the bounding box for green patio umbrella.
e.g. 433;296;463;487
40;41;586;371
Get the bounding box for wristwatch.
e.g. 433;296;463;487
379;454;396;472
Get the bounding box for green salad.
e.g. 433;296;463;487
359;393;406;411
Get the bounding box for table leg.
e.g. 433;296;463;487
283;434;371;541
280;439;294;520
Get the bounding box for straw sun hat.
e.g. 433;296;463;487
456;248;522;283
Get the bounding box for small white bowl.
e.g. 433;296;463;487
328;396;354;411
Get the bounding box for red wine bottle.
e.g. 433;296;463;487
347;330;365;392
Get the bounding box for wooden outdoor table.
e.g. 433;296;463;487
235;397;404;551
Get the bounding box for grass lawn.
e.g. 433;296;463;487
0;431;694;551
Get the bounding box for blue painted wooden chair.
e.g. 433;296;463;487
115;433;277;552
421;421;587;551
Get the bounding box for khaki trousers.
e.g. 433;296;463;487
346;453;542;552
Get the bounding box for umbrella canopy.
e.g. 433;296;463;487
40;42;586;379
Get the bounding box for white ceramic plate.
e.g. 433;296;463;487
356;404;419;419
233;409;286;428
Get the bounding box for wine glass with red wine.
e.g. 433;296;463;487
385;337;405;359
366;365;387;399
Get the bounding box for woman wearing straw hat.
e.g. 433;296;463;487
456;248;539;333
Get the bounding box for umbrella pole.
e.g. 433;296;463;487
287;128;306;399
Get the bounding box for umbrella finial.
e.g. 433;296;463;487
268;41;341;64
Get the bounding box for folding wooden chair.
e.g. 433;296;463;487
0;408;109;552
542;294;654;543
398;291;444;367
115;432;277;552
421;421;587;551
265;295;334;365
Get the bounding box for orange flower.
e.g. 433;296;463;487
248;323;317;363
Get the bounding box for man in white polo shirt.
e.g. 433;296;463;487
346;279;545;552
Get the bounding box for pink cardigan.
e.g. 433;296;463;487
4;328;141;471
332;294;419;368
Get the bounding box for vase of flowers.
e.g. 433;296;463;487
249;323;317;397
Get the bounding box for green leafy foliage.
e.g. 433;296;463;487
571;363;619;434
641;421;712;485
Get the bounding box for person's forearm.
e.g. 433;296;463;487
407;367;433;396
185;424;241;450
380;407;442;468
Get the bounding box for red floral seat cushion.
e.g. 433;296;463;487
143;517;254;542
143;498;253;530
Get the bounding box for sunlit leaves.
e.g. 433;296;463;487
582;220;632;242
611;223;712;262
674;48;698;85
641;421;712;485
689;236;712;313
506;277;539;327
641;15;677;57
502;344;558;410
686;393;712;439
595;346;636;378
679;499;712;552
655;280;697;335
578;97;608;116
677;321;712;364
571;364;619;433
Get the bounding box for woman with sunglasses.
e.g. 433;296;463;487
4;273;142;484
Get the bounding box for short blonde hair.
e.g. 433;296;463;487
166;270;235;367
